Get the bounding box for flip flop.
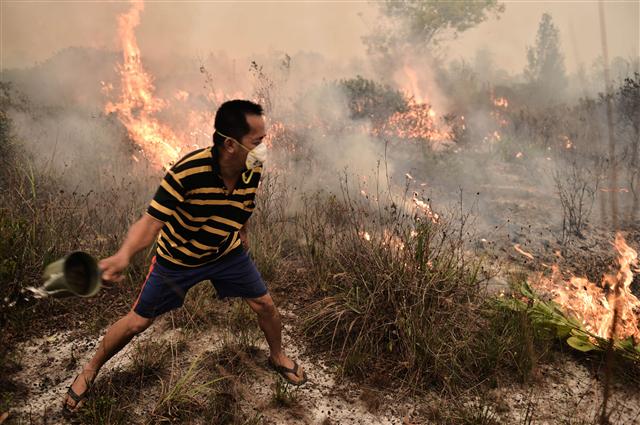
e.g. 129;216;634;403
268;357;308;386
62;373;93;414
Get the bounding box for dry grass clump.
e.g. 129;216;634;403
130;340;173;383
149;343;265;424
151;354;226;422
299;178;544;392
248;172;294;282
76;339;172;424
78;371;142;425
0;111;153;336
76;316;263;424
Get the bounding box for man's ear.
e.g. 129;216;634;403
223;138;235;153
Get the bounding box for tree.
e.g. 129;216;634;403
363;0;504;68
338;76;407;124
615;73;640;222
524;13;567;102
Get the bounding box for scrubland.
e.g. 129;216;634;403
1;62;639;424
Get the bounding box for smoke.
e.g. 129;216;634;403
1;0;638;248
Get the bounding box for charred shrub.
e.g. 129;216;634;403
553;154;602;244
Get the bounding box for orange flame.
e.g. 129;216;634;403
488;93;510;134
412;192;440;224
535;233;640;341
493;96;508;108
104;0;182;169
373;99;453;147
376;65;454;148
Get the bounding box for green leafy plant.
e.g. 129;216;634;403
497;281;640;362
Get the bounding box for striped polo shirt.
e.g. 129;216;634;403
146;146;261;269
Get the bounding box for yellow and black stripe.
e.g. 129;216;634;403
146;147;261;269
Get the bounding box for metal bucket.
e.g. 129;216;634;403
40;251;102;298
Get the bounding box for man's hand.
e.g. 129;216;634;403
98;213;164;283
99;252;130;283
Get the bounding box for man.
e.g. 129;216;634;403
63;100;306;413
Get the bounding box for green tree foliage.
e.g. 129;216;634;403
616;72;640;135
338;76;408;123
524;13;567;102
364;0;504;56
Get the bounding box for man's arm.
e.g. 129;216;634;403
99;214;164;282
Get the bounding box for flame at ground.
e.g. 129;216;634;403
104;0;183;169
412;192;439;224
374;65;453;149
374;99;453;148
489;93;509;135
535;233;640;341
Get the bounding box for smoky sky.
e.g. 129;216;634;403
1;1;638;74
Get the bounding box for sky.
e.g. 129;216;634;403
1;1;638;74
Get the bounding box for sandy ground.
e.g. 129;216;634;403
8;309;418;424
8;304;640;424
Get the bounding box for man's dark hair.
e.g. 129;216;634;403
213;100;263;146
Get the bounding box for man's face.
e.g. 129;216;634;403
241;114;267;150
235;114;266;165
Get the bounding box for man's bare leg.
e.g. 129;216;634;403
244;294;305;384
64;310;154;409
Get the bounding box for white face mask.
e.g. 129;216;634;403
244;142;267;169
216;130;268;169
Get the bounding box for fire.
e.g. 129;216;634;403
381;228;405;252
483;130;502;144
489;93;509;130
412;193;439;224
104;0;185;169
374;65;454;149
264;120;285;149
374;99;453;148
493;96;509;108
358;229;407;253
534;233;640;341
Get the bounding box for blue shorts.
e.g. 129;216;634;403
132;250;268;318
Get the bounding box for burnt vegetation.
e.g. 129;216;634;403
2;13;640;425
